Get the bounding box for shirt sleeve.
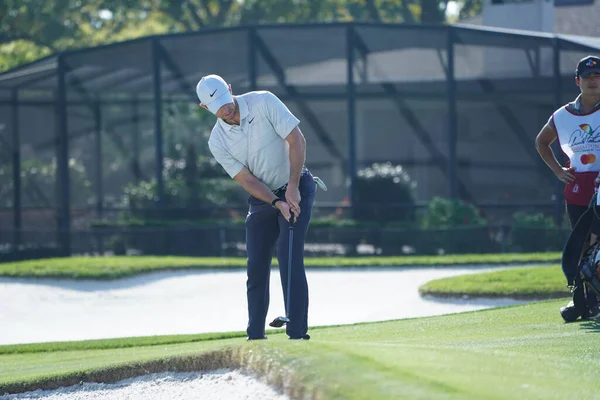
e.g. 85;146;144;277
263;91;300;139
208;141;244;179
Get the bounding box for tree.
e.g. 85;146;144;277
152;0;237;30
0;0;161;70
148;0;477;31
458;0;482;21
1;0;478;69
0;0;147;50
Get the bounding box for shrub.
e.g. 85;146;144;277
508;212;566;252
420;197;495;254
108;235;127;255
421;197;487;228
123;142;246;220
353;162;416;223
0;158;92;208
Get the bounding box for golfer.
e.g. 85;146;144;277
535;55;600;320
196;74;315;340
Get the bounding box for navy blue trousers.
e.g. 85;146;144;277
245;169;316;339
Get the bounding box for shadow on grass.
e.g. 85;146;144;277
579;318;600;333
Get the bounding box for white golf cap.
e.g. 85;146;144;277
196;74;234;114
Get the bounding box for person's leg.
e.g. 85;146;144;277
276;169;316;339
584;207;600;313
245;196;280;339
561;203;588;321
563;203;599;319
590;206;600;245
566;203;587;229
566;203;594;250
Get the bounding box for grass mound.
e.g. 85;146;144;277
0;332;247;355
0;253;561;280
419;265;570;299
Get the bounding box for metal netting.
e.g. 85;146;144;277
452;29;557;222
1;23;600;255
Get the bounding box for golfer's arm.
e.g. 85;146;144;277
285;126;306;188
535;122;563;175
234;167;279;204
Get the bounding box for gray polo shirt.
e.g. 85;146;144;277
208;91;300;191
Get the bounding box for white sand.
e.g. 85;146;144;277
0;266;528;345
0;370;290;400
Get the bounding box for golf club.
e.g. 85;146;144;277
314;176;328;191
269;212;295;328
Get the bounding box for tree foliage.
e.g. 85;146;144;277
0;0;480;72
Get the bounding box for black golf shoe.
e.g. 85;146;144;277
560;301;581;323
289;334;310;341
582;305;600;320
246;335;267;341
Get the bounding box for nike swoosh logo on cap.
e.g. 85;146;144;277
210;89;217;97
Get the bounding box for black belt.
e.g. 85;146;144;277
272;183;288;196
271;168;308;196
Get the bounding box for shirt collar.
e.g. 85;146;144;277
217;96;249;131
574;94;600;112
238;96;249;120
574;94;583;111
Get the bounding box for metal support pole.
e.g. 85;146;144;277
534;47;541;78
152;39;165;217
447;28;458;199
132;96;141;183
93;101;103;219
11;89;21;250
346;25;357;217
56;55;71;255
552;38;564;226
248;28;257;91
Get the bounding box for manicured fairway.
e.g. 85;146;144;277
1;300;598;399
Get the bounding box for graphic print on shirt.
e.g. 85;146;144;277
569;123;600;149
569;123;600;165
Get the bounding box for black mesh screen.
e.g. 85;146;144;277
453;29;556;222
353;26;449;207
160;30;251;96
1;25;600;255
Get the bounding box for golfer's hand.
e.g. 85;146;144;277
275;201;294;222
285;186;301;218
555;166;575;184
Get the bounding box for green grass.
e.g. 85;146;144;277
1;300;599;399
0;252;561;280
0;331;247;355
419;265;570;299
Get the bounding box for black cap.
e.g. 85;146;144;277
576;56;600;78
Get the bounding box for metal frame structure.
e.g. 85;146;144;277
2;22;600;255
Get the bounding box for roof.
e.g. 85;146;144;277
0;22;598;98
